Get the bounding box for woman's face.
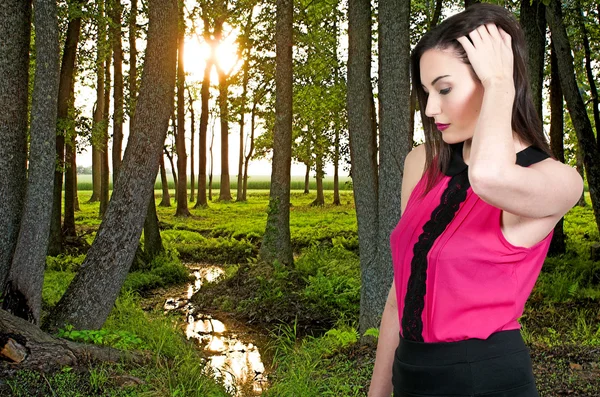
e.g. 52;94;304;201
419;48;485;144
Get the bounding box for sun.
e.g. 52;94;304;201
184;32;241;84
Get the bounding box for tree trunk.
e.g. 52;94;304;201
304;163;310;194
73;149;79;211
260;0;293;266
100;50;112;218
575;0;600;148
548;40;565;255
236;64;249;202
431;0;442;28
547;0;600;232
368;0;411;334
333;128;341;205
129;0;137;114
242;101;257;201
2;0;57;324
46;0;178;331
48;1;82;255
576;143;587;207
217;66;232;201
175;4;190;217
63;91;77;238
209;122;215;201
164;146;178;197
311;157;325;206
195;60;212;208
111;0;124;185
189;89;195;203
143;189;163;260
158;155;171;207
0;0;30;292
520;0;546;121
90;0;106;205
348;0;379;331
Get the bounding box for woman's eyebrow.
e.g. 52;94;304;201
431;75;450;85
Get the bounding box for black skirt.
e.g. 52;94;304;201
392;330;539;397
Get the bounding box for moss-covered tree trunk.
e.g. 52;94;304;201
547;0;600;233
2;0;58;324
46;0;178;331
261;0;293;266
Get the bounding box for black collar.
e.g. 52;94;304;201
444;141;550;176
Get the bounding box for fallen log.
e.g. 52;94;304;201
0;309;149;371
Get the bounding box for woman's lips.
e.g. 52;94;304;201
436;123;450;131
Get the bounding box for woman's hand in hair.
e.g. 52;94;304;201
456;24;514;94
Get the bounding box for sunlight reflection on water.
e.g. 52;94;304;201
164;264;268;396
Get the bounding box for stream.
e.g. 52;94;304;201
163;264;269;396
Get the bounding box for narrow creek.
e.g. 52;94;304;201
163;264;270;396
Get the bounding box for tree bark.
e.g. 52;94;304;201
189;89;195;203
0;309;148;371
143;189;163;260
48;1;83;255
164;146;178;197
547;0;600;232
90;0;106;204
311;157;325;206
576;142;587;207
242;101;257;201
2;0;58;324
575;0;600;148
0;0;30;292
520;0;546;121
195;59;212;208
100;50;112;218
548;40;565;255
304;163;310;194
46;0;178;331
237;63;249;202
129;0;137;114
158;155;171;207
63;91;77;238
217;66;232;201
333;128;341;205
175;4;190;217
260;0;293;266
111;0;124;185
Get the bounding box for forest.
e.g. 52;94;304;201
0;0;599;395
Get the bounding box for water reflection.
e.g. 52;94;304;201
164;264;268;396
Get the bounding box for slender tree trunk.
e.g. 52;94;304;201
520;0;546;121
242;102;257;201
195;60;212;208
129;0;137;114
333;128;341;205
175;4;190;217
2;0;57;323
217;67;232;201
431;0;442;27
143;188;163;260
63;117;77;237
100;51;112;218
209;122;215;201
409;88;416;147
575;0;600;147
311;157;325;206
91;0;106;204
73;150;79;211
48;3;83;255
236;65;249;202
304;163;310;194
111;0;124;185
547;0;600;232
548;40;565;256
189;89;195;203
164;147;178;196
46;0;178;331
576;145;587;207
158;155;171;206
261;0;293;266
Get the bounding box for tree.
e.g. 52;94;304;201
1;0;59;324
111;0;125;184
260;0;293;266
195;58;213;208
175;2;190;216
0;1;30;293
520;0;546;120
100;34;112;218
158;155;171;206
548;40;566;255
547;0;600;233
47;0;178;331
48;0;84;255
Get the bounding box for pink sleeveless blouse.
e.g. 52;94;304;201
391;142;553;343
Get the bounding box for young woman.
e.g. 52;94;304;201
368;4;583;397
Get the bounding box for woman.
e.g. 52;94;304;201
368;4;583;397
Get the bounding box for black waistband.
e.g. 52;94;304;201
396;330;528;366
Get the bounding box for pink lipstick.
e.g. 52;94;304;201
436;123;450;131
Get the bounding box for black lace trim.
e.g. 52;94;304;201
401;169;470;342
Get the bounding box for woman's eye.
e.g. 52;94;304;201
440;88;451;95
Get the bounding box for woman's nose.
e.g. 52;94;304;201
425;96;441;117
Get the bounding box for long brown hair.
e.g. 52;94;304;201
411;3;553;194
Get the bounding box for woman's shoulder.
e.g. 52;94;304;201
401;145;428;214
